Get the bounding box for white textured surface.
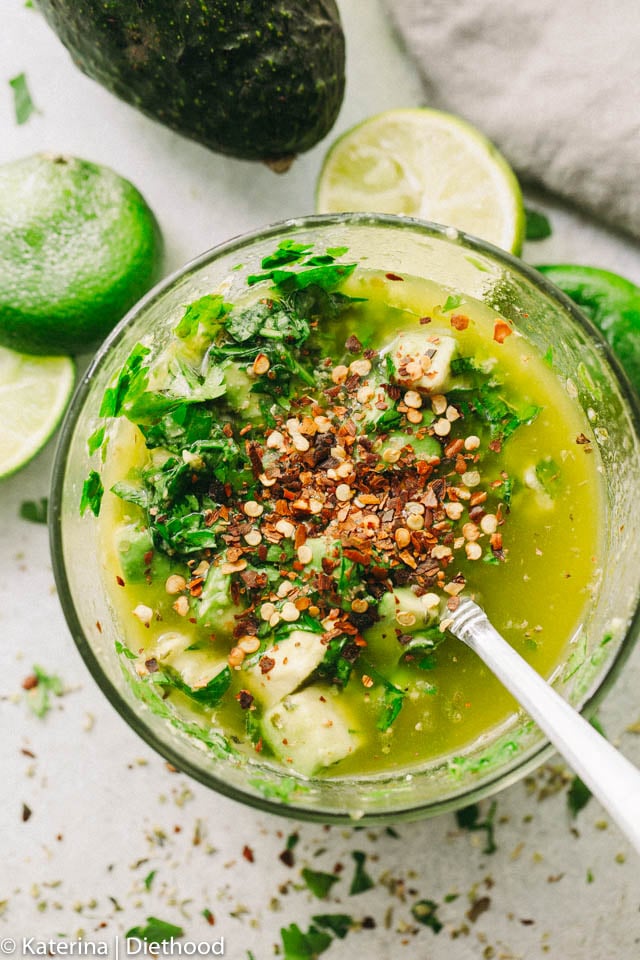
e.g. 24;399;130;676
1;1;639;957
384;0;640;240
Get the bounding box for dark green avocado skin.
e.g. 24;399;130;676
36;0;346;163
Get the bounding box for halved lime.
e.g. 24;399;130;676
0;347;74;478
316;108;525;254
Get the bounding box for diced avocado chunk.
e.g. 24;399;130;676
197;563;242;630
244;629;327;708
387;331;457;393
148;631;230;706
115;523;170;583
222;360;261;419
378;587;439;629
380;429;440;460
365;588;441;670
262;687;360;777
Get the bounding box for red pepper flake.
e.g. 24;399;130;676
493;319;512;343
202;908;215;926
95;620;103;633
116;576;125;587
242;845;255;863
22;674;38;691
236;689;254;710
385;272;404;281
22;803;32;822
345;334;363;353
450;313;470;331
259;656;276;674
576;433;591;444
419;316;432;324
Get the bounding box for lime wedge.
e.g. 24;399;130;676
0;347;74;478
316;108;525;254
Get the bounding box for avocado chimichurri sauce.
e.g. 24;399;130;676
91;244;602;779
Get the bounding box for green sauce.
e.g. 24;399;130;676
96;251;602;779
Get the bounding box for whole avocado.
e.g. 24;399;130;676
36;0;346;166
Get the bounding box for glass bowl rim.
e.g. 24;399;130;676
49;211;640;824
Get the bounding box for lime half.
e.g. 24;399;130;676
0;347;74;478
316;108;524;254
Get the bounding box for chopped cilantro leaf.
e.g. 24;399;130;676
80;470;104;517
115;640;137;661
24;665;63;719
99;343;151;419
349;851;375;895
143;870;156;891
411;899;443;933
442;294;463;313
543;346;554;367
455;801;498;854
165;665;232;707
280;922;332;960
311;915;352;939
248;261;357;293
87;426;105;456
301;868;340;899
174;294;228;340
567;776;592;817
524;207;552;241
20;498;48;524
10;72;36;124
535;457;562;497
125;917;184;943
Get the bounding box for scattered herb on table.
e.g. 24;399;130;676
301;868;341;899
19;498;48;524
125;917;184;943
349;851;375;895
455;801;498;854
9;72;37;124
23;665;63;718
143;870;156;891
411;898;443;933
524;207;552;241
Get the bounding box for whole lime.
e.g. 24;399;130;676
0;154;163;355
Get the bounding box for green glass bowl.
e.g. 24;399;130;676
50;214;640;824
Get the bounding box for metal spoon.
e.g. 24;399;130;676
448;597;640;855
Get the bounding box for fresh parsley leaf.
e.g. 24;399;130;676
442;294;463;313
20;498;48;524
411;899;443;933
80;470;104;517
349;851;374;895
524;207;552;241
10;72;36;124
455;801;498;854
125;917;183;943
24;665;63;718
301;868;340;899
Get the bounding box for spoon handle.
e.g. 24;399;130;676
449;597;640;855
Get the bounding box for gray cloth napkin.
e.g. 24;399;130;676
384;0;640;238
